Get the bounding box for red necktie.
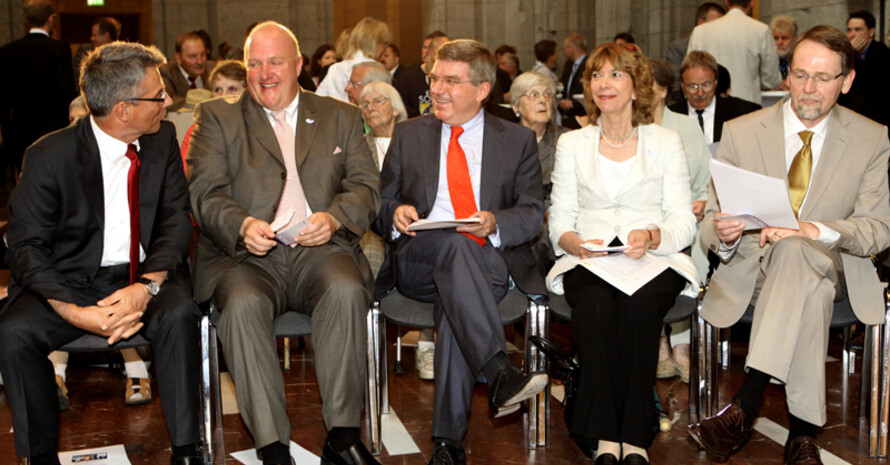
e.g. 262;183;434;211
446;126;485;246
125;144;140;284
188;77;197;89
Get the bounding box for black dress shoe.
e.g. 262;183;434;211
623;453;650;465
428;442;466;465
171;456;203;465
320;440;381;465
488;363;548;418
593;452;619;465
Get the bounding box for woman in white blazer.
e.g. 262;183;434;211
546;44;698;465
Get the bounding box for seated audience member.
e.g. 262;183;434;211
317;17;391;102
310;44;338;87
179;60;246;164
380;43;405;82
546;43;698;465
494;44;518;100
49;95;155;411
649;58;712;383
397;32;450;118
358;81;407;280
508;72;567;273
345;61;391;106
665;2;725;107
770;15;798;84
0;41;201;465
376;39;549;464
498;52;521;95
560;33;589;129
688;26;890;465
531;40;560;88
669;51;760;143
613;32;636;44
160;31;215;111
187;22;380;465
839;10;890;129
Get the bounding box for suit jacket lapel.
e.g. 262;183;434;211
136;132;161;249
578;126;610;200
243;95;285;167
801;110;849;218
714;98;727;141
756;104;786;179
295;90;318;168
75;119;105;229
421;116;442;213
480;113;505;210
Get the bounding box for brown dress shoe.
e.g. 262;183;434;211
687;400;753;461
784;436;822;464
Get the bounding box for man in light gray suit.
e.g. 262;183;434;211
687;0;780;105
187;22;380;465
688;26;890;465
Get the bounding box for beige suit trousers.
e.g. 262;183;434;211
745;236;844;426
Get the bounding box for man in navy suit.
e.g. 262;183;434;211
0;42;201;465
376;39;548;465
0;0;75;179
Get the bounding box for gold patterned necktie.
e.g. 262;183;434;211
788;130;814;218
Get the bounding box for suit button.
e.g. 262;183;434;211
759;256;764;263
280;172;286;179
82;276;91;283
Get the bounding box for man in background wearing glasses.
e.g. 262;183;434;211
0;42;202;465
690;26;890;465
376;39;548;465
669;50;760;144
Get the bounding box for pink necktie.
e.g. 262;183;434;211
270;110;307;225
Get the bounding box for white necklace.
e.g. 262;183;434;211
600;126;637;149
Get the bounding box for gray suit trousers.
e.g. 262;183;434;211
394;230;510;441
745;236;845;426
213;243;371;448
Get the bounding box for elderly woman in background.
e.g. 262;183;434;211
316;17;390;101
547;44;698;465
359;81;407;171
648;58;711;384
509;71;568;272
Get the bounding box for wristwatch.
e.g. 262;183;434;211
137;277;161;296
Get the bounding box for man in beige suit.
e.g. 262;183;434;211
687;0;780;105
187;22;380;465
688;25;890;465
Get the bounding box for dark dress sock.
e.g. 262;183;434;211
171;443;198;461
732;368;772;421
482;351;509;384
788;414;818;440
259;441;290;464
327;427;361;451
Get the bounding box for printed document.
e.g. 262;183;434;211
580;253;670;296
709;159;799;230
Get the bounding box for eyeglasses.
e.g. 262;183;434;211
682;81;714;92
426;74;474;88
361;96;390;110
788;70;844;87
128;91;168;103
347;79;369;88
521;90;554;101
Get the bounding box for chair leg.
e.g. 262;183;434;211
283;337;291;371
689;312;700;425
394;326;404;375
210;311;225;464
366;304;382;456
200;313;213;465
870;323;882;457
718;328;730;369
875;309;890;458
523;299;549;450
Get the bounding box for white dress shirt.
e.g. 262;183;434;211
90;117;146;266
178;64;205;89
687;98;716;144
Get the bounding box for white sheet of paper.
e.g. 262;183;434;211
709;159;799;230
231;441;320;465
581;243;629;253
270;209;312;246
406;218;482;231
58;444;130;465
580;253;670;296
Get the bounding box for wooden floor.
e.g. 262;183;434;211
0;320;883;465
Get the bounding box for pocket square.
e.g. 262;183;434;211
333;146;343;155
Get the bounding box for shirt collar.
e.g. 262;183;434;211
29;28;48;36
783;99;831;141
90;116;140;162
178;64;195;82
443;108;485;135
573;54;586;67
688;97;715;114
262;91;301;124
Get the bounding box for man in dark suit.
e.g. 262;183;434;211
0;0;75;180
669;50;761;143
839;10;890;129
187;22;380;465
0;42;201;465
376;39;548;465
160;31;215;111
559;33;588;129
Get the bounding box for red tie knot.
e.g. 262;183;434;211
125;144;139;162
450;125;464;141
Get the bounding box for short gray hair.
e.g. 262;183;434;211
509;72;555;108
435;40;496;89
353;61;392;85
80;42;166;118
360;81;407;123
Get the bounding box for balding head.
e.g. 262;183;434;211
245;22;304;111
